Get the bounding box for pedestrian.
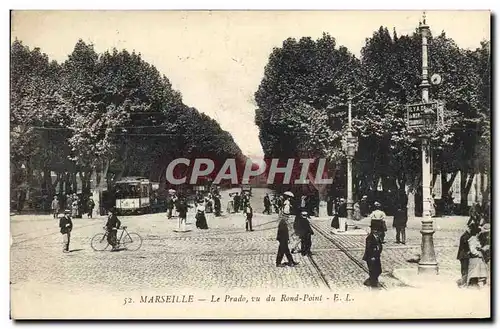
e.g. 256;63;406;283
263;193;271;215
467;223;489;288
245;203;254;231
106;207;121;251
300;195;307;209
369;201;387;243
227;195;234;214
297;211;313;256
195;205;209;229
359;195;369;217
51;196;60;219
176;197;190;227
327;195;334;216
468;202;482;227
362;222;383;287
87;197;95;218
331;199;340;229
71;199;79;218
283;194;292;216
339;198;347;218
393;206;408;244
456;223;473;287
272;195;279;214
166;196;175;219
233;193;240;213
214;194;221;217
276;213;299;267
241;193;249;212
353;202;362;221
59;209;73;253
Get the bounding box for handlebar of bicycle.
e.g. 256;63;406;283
103;226;127;230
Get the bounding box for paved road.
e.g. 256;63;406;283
11;189;467;296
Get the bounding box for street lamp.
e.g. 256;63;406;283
340;92;363;231
417;13;439;275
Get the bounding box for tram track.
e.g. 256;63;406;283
309;221;389;290
11;220;102;246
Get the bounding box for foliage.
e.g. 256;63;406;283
10;39;244;206
254;27;491;199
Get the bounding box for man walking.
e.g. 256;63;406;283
59;209;73;253
276;213;299;267
214;194;222;217
263;193;271;215
297;211;314;256
166;196;175;219
87;197;95;219
362;223;383;287
176;196;190;227
51;196;60;219
359;195;369;217
393;206;407;244
245;203;254;231
456;223;473;287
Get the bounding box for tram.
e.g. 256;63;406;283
114;177;152;215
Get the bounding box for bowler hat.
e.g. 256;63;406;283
374;201;381;207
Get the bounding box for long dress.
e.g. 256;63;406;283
195;211;209;229
467;235;488;284
353;203;361;221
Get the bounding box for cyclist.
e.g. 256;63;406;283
106;207;121;251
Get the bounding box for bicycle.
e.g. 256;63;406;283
90;226;143;251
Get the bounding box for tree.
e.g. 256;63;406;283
11;39;245;211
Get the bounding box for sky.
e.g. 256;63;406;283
10;10;490;158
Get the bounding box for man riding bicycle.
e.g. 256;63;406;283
106;207;121;251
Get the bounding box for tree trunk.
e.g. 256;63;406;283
441;170;458;198
460;171;475;213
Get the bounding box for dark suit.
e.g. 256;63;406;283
363;232;383;287
297;216;314;255
393;208;408;243
263;196;271;214
457;230;472;285
276;218;294;265
59;215;73;252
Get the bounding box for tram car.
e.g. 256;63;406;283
114;177;152;215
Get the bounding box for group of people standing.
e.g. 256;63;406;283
51;194;95;219
457;204;491;288
227;192;250;214
58;206;122;253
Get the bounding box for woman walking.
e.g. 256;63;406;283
195;205;209;229
467;224;489;288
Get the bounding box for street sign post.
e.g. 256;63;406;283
406;101;444;129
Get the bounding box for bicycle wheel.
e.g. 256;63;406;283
91;233;110;251
122;232;142;251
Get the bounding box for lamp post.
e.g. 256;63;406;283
340;91;360;227
345;94;358;222
417;13;438;275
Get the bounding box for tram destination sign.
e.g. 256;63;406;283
406;101;443;129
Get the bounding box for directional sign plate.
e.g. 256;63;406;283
406;101;443;129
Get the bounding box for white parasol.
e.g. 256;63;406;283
284;191;294;197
